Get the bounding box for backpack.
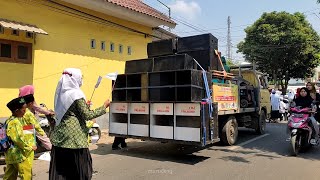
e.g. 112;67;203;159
0;122;13;153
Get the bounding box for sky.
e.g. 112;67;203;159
144;0;320;63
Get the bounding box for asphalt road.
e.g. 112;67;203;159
1;122;320;180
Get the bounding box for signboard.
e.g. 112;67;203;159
212;84;238;111
175;103;201;116
110;103;128;113
151;103;173;115
129;103;149;114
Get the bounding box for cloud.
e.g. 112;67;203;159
169;0;201;20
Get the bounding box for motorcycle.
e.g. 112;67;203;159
287;103;318;156
86;101;102;143
88;122;101;143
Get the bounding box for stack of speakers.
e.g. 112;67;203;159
112;33;217;103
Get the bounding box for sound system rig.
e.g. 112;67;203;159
113;33;221;103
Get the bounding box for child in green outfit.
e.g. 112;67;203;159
3;97;37;180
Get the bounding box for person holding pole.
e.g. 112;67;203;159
49;68;110;180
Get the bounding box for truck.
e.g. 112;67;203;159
109;33;271;146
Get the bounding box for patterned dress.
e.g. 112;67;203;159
4;116;35;180
5;116;34;164
49;98;106;180
50;98;106;148
23;108;45;136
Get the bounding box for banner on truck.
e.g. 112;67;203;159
212;84;238;111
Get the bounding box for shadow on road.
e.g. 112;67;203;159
91;123;320;165
219;156;250;163
91;141;210;165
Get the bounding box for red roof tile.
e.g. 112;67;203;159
107;0;176;25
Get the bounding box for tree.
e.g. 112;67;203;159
237;11;320;94
226;59;235;66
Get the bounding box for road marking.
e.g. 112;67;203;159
228;133;270;150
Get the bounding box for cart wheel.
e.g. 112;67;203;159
220;116;238;146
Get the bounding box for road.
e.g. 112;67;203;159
1;122;320;180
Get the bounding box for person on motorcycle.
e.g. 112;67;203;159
293;87;319;145
306;82;320;122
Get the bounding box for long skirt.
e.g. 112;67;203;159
49;146;92;180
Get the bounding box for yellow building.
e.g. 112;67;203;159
0;0;175;118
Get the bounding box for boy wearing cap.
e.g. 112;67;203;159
3;97;37;180
23;94;52;151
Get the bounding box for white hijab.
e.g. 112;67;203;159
54;68;85;126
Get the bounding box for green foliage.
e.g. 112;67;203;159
226;59;235;66
237;11;320;91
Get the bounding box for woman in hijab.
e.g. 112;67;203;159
306;82;320;123
294;87;319;144
49;68;110;180
293;87;313;108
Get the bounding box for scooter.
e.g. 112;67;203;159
287;104;318;156
86;101;102;143
88;122;101;143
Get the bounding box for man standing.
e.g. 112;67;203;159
270;89;281;122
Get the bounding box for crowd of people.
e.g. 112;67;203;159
2;68;114;180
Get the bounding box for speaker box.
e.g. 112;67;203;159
177;33;218;52
180;49;223;71
147;39;177;58
125;58;153;73
153;54;196;71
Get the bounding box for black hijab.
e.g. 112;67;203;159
294;87;313;108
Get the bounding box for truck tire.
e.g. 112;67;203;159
220;116;238;145
255;110;266;135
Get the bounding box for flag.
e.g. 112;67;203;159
104;72;118;81
23;125;35;135
95;76;103;88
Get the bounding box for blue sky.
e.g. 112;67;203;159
144;0;320;63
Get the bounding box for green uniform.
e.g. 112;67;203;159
50;98;106;149
24;108;45;136
4;116;34;180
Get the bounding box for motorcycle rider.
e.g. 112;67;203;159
293;87;319;145
306;82;320;123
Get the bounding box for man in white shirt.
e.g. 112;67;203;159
288;91;295;102
270;89;281;122
279;97;288;121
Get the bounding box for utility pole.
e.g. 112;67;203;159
156;0;171;31
226;16;232;62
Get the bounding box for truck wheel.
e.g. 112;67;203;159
220;116;238;146
255;111;266;135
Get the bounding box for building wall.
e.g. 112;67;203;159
0;0;152;117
